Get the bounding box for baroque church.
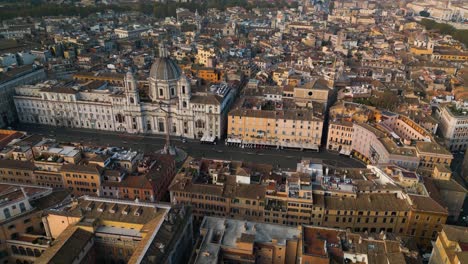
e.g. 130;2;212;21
13;47;235;140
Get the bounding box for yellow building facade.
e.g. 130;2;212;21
228;109;323;150
429;225;468;264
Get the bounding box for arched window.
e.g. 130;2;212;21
147;120;152;131
182;85;186;94
116;114;124;123
195;120;205;129
11;245;18;254
183;101;187;108
34;249;41;257
18;247;26;256
26;247;34;256
129;97;135;104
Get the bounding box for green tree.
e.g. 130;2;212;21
419;18;468;46
419;10;430;17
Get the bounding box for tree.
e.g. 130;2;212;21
419;10;430;17
419;18;468;46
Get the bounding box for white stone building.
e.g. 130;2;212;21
436;105;468;151
13;51;235;140
0;65;46;128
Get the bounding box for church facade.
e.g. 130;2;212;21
13;52;235;140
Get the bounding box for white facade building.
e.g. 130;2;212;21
114;25;150;39
436;105;468;151
0;65;46;128
14;51;235;140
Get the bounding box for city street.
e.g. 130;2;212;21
15;123;365;169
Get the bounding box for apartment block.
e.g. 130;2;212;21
429;225;468;264
170;157;449;247
437;105;468;151
39;196;193;264
192;217;420;264
0;134;178;201
326;121;354;154
227;82;326;150
0;183;69;264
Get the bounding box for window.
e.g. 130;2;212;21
158;119;165;132
11;245;19;254
116;114;124;123
195;119;205;129
4;208;11;218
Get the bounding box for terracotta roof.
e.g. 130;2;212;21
415;141;452;156
229;108;319;121
61;164;103;174
325;194;410;212
442;225;468;243
37;227;94;264
0;130;24;149
235;184;265;200
190;94;223;105
0;159;36;170
408;194;448;214
121;175;152;189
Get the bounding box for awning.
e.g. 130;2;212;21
202;136;216;142
281;141;319;150
339;149;352;156
227;138;242;144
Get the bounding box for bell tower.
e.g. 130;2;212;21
125;70;139;105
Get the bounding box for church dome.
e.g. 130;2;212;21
149;57;181;81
